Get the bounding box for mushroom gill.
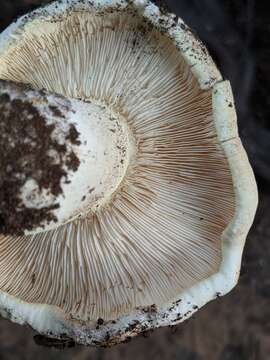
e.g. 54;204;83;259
0;9;235;321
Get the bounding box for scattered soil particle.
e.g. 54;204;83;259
97;318;104;325
48;105;64;119
66;124;81;146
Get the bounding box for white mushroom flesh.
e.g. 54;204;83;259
0;9;235;321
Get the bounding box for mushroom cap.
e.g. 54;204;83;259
0;0;258;346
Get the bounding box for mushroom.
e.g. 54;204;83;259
0;0;258;346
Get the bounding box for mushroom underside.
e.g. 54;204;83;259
0;10;235;321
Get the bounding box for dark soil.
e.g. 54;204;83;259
0;1;269;359
0;84;80;234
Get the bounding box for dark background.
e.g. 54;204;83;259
0;1;269;359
